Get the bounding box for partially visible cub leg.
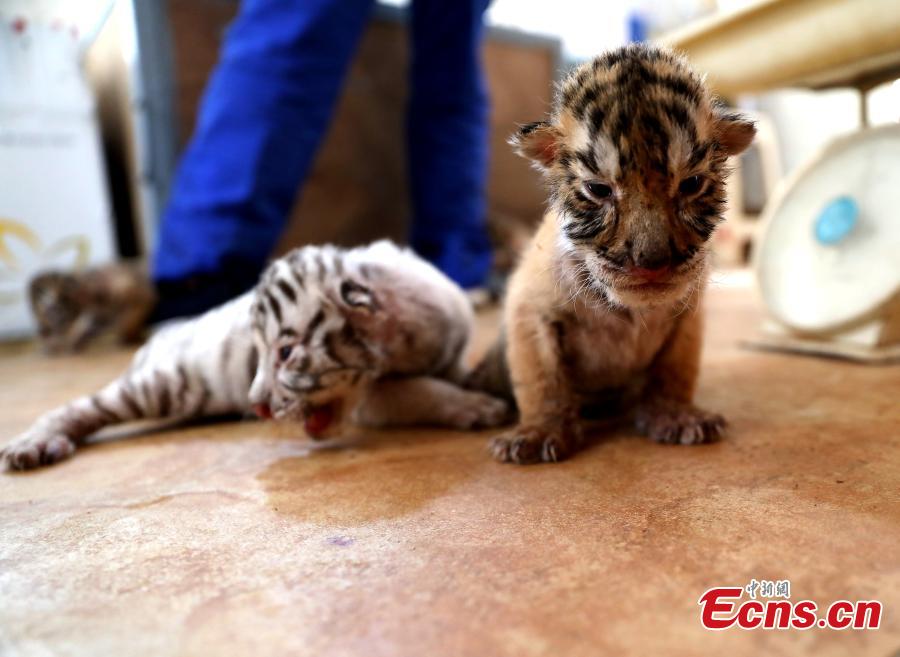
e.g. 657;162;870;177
355;377;510;430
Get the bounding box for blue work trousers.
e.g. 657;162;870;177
152;0;492;318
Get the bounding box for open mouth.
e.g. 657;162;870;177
303;400;342;439
252;403;273;420
254;399;343;438
621;279;675;292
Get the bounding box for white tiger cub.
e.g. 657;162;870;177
2;241;509;470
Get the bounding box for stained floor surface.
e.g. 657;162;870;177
1;276;898;657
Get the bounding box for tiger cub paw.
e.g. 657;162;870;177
2;433;76;471
635;401;725;446
449;392;510;430
488;421;582;465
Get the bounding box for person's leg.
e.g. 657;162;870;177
152;0;374;320
407;0;493;289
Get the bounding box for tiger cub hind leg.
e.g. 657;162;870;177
354;376;511;431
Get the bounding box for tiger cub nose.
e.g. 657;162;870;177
629;245;672;281
630;243;672;275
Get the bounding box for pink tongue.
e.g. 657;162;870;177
252;403;272;420
630;266;671;283
304;405;335;437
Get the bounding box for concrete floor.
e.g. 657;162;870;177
1;275;898;657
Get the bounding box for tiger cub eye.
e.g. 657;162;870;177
678;175;703;196
585;181;613;200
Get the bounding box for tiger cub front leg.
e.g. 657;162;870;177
355;376;510;430
3;379;135;470
488;311;583;465
2;366;212;470
634;301;725;445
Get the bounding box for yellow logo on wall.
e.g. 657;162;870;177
0;218;91;305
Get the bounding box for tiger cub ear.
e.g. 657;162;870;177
509;120;563;170
340;280;379;313
714;108;756;156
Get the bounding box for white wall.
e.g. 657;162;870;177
747;81;899;176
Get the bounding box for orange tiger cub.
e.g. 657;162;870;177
477;44;756;464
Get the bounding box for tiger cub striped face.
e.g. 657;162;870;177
512;43;755;307
248;247;383;439
29;272;87;352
